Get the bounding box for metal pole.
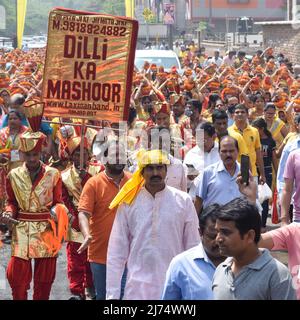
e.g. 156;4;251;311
292;0;297;20
42;120;127;132
79;120;86;170
15;0;18;48
288;0;290;21
146;21;149;42
168;24;173;50
226;15;229;50
209;0;212;25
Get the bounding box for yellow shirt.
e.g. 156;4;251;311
266;117;285;147
228;123;261;176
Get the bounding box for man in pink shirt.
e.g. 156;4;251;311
259;224;300;300
259;150;300;299
280;149;300;224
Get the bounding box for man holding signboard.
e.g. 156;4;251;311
61;135;103;300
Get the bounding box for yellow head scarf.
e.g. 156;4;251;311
109;149;170;209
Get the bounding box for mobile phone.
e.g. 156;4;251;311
240;155;250;186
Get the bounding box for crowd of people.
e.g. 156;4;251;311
0;39;300;300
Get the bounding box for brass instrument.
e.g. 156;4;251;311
0;212;19;225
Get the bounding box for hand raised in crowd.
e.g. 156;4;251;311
236;173;257;204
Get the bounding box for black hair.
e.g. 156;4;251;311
212;109;228;123
141;96;152;104
216;197;261;243
183;91;193;100
128;107;137;126
200;122;215;137
264;91;271;99
252;117;273;139
264;102;276;112
208;93;220;109
209;93;220;103
103;140;126;158
8;109;23;120
234;103;248;114
247;94;256;103
199;204;220;233
11;94;25;106
253;94;265;103
187;99;202;114
295;114;300;124
219;135;239;152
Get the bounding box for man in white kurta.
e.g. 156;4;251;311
106;150;200;300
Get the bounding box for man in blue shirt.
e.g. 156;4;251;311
195;135;241;214
161;204;225;300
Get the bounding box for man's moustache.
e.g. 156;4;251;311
150;176;162;180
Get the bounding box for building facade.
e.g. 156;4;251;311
187;0;287;32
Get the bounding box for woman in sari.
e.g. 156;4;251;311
0;110;28;171
263;103;289;147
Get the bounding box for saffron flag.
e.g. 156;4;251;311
125;0;135;18
17;0;27;49
42;7;138;122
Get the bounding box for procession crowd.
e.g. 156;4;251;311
0;41;300;300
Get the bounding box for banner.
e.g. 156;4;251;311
42;7;138;122
163;3;175;25
17;0;27;49
125;0;135;18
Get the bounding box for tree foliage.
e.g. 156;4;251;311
0;0;125;37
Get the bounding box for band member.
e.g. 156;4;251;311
1;130;68;300
61;136;103;300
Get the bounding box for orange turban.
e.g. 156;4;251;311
208;80;220;92
263;76;272;91
183;78;195;91
250;77;261;91
293;99;300;112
